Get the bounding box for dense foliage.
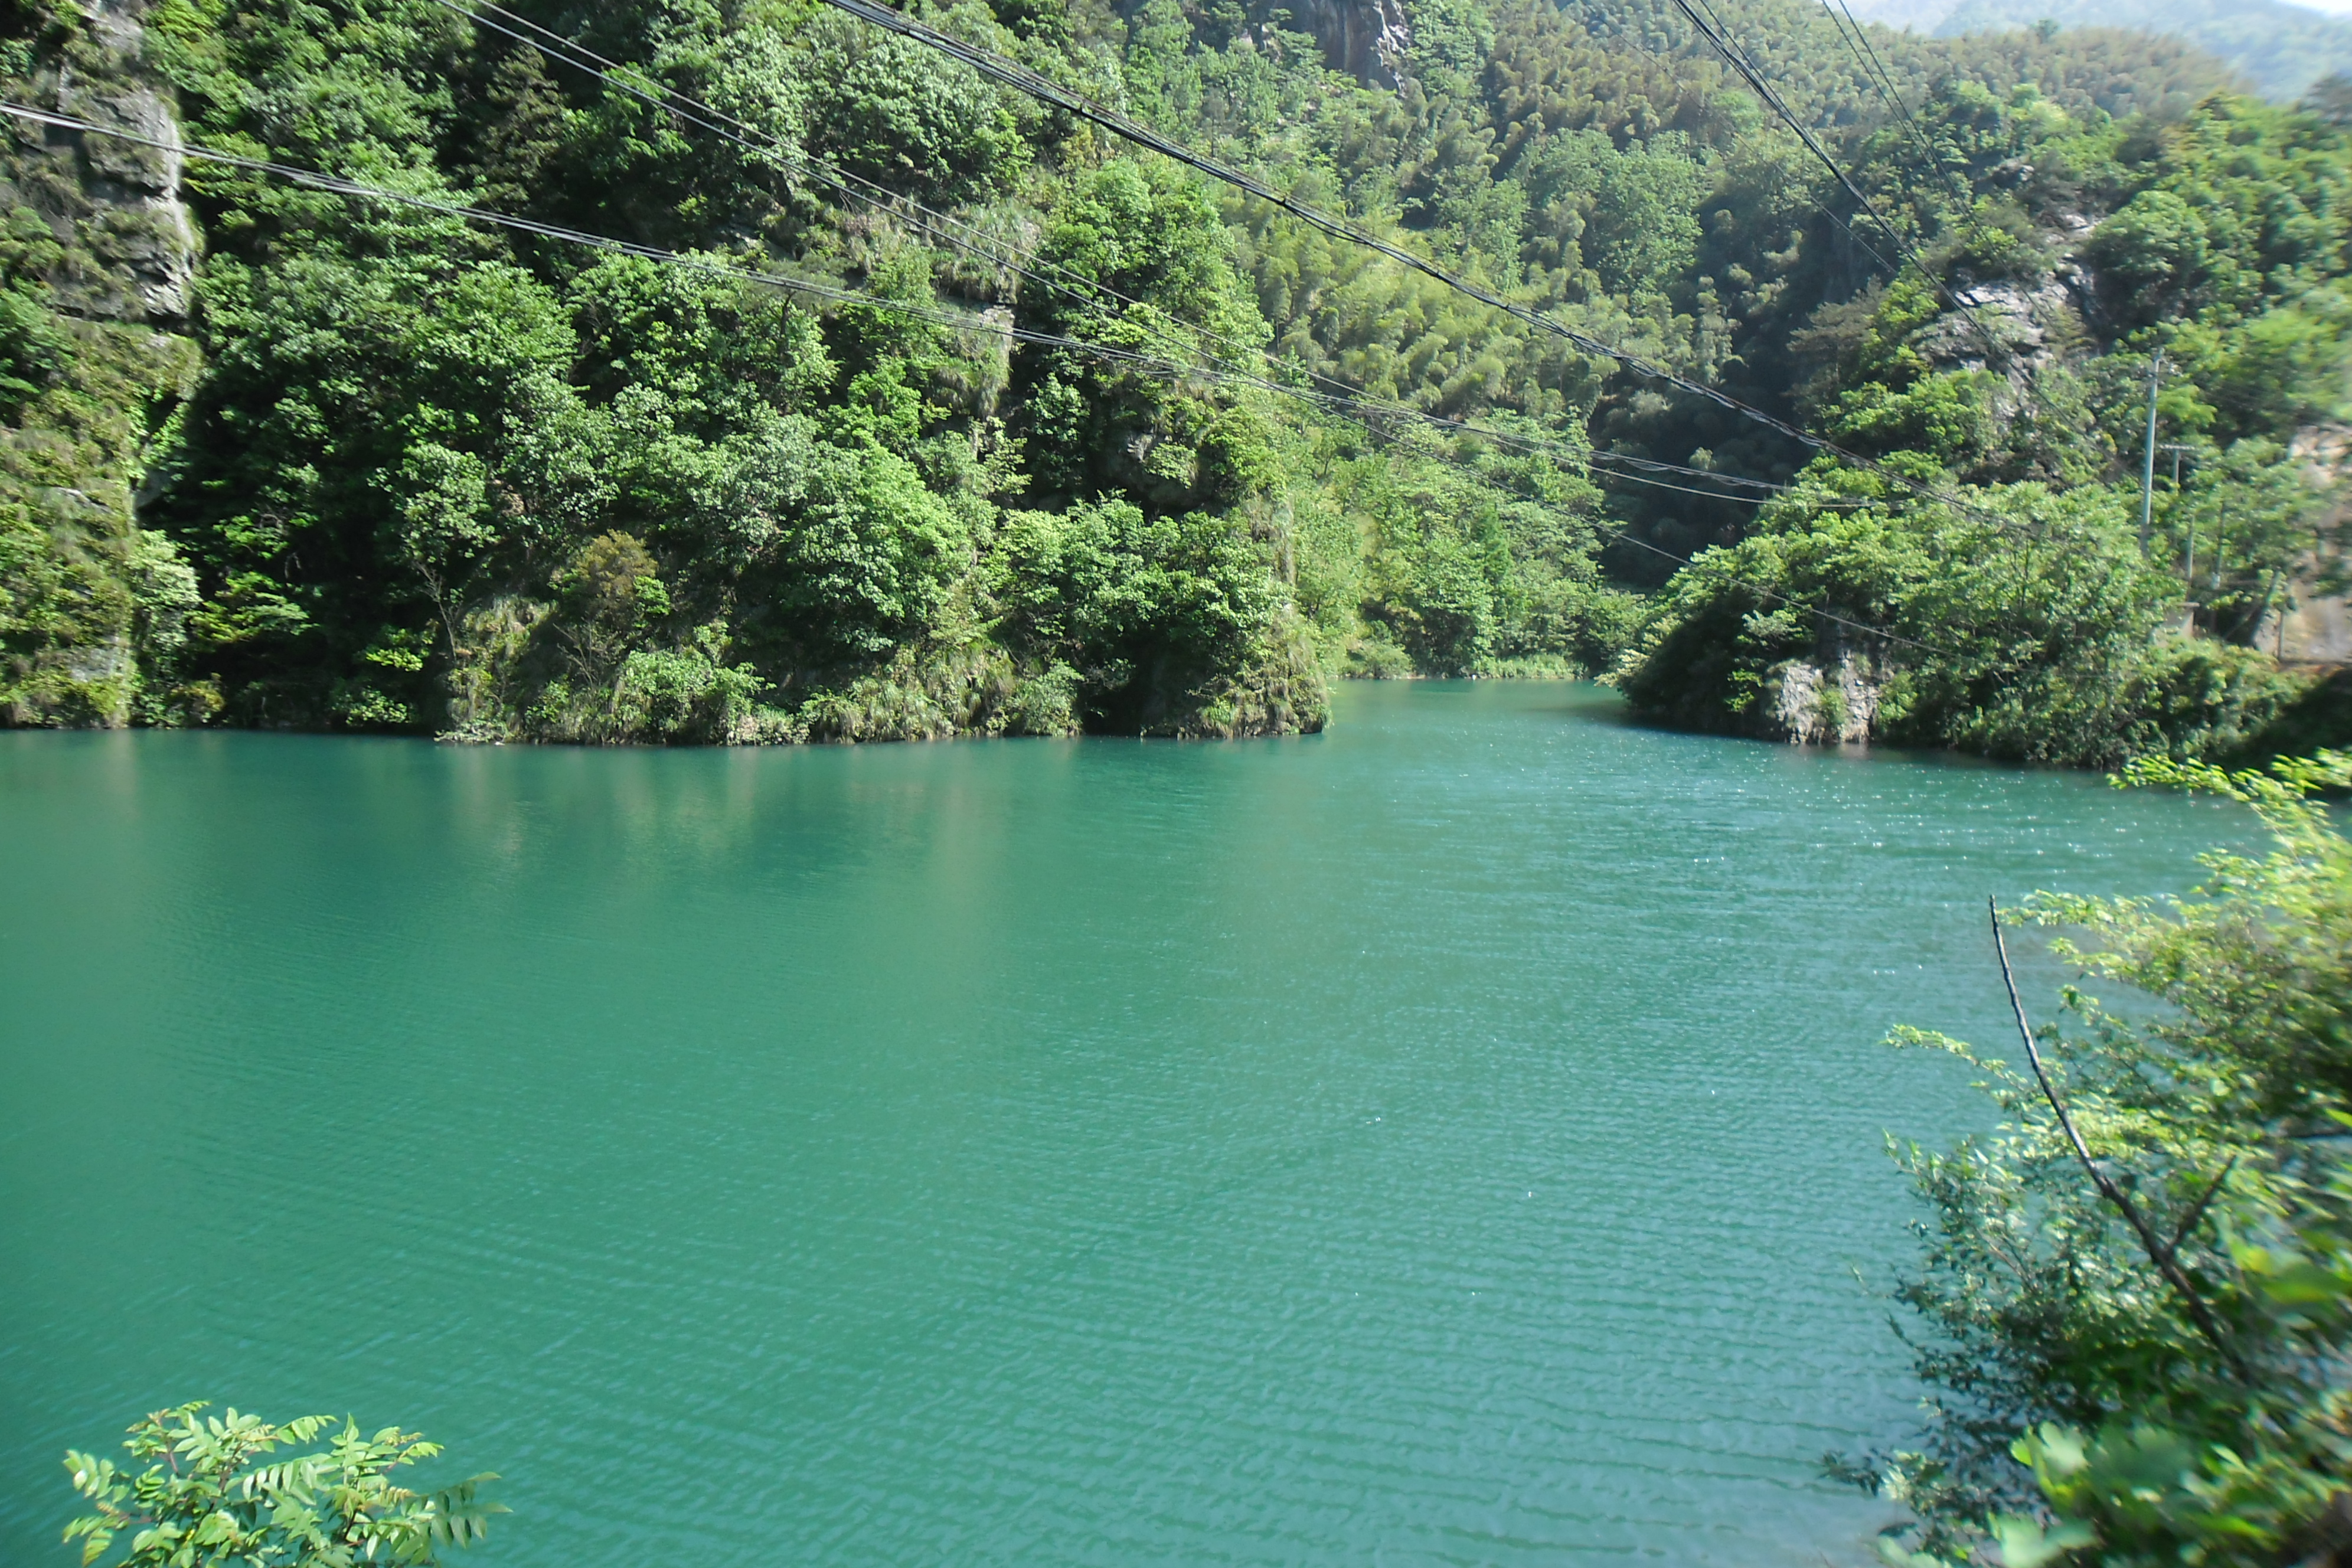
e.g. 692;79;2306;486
1849;752;2352;1566
14;6;2352;1558
63;1403;499;1566
0;0;2343;754
1613;470;2311;766
1607;81;2352;763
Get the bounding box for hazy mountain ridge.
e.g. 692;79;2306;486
1848;0;2351;97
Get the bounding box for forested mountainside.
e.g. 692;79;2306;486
0;0;2346;756
1854;0;2352;102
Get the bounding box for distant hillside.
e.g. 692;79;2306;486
1847;0;2352;98
1555;0;2238;120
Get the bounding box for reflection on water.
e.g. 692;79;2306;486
0;683;2256;1566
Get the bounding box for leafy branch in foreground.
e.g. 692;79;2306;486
63;1402;501;1567
1843;750;2352;1567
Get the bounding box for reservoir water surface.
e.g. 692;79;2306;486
0;681;2259;1566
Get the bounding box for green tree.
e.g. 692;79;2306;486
2164;438;2341;645
1611;475;2305;765
989;495;1283;726
800;14;1032;200
12;0;2352;749
1850;751;2352;1566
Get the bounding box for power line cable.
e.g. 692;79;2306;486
419;0;2059;548
1678;0;2099;527
1660;0;2018;374
1818;1;1933;180
803;0;2027;534
420;0;1817;507
1823;0;1964;213
1809;1;1987;279
1;99;1944;657
1818;0;2017;316
417;0;1122;324
0;99;1795;512
1824;0;2077;427
429;0;2066;577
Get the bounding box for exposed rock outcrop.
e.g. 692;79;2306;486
1281;0;1414;86
1759;642;1884;744
1129;0;1410;87
1927;277;2077;372
1;0;203;729
4;0;198;324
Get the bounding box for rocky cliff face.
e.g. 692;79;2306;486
6;0;197;324
1;0;204;728
1132;0;1413;87
1280;0;1415;87
1759;641;1884;744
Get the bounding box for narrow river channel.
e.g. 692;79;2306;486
0;681;2262;1566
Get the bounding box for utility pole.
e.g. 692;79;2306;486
2139;346;2164;558
2164;443;2197;588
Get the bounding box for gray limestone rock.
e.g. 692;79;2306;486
6;0;197;324
1256;0;1413;87
1761;645;1883;744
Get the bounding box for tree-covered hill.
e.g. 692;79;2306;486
0;0;2344;760
1854;0;2352;103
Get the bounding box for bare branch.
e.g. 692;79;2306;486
1990;897;2239;1363
2164;1155;2239;1268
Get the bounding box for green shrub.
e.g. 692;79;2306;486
1851;752;2352;1568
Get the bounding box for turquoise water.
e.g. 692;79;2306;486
0;682;2256;1566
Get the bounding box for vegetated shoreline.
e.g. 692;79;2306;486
18;651;2339;763
6;0;2350;765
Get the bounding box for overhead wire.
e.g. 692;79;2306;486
1593;0;2105;619
1802;0;2101;488
1825;0;1979;222
420;0;2093;576
1816;0;2031;337
0;98;1773;514
1660;0;2020;374
1819;0;1940;194
1679;0;2114;540
419;0;1818;508
416;0;1135;325
802;0;2030;534
0;99;1949;658
471;0;2082;656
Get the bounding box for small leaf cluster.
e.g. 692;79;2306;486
63;1402;501;1568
